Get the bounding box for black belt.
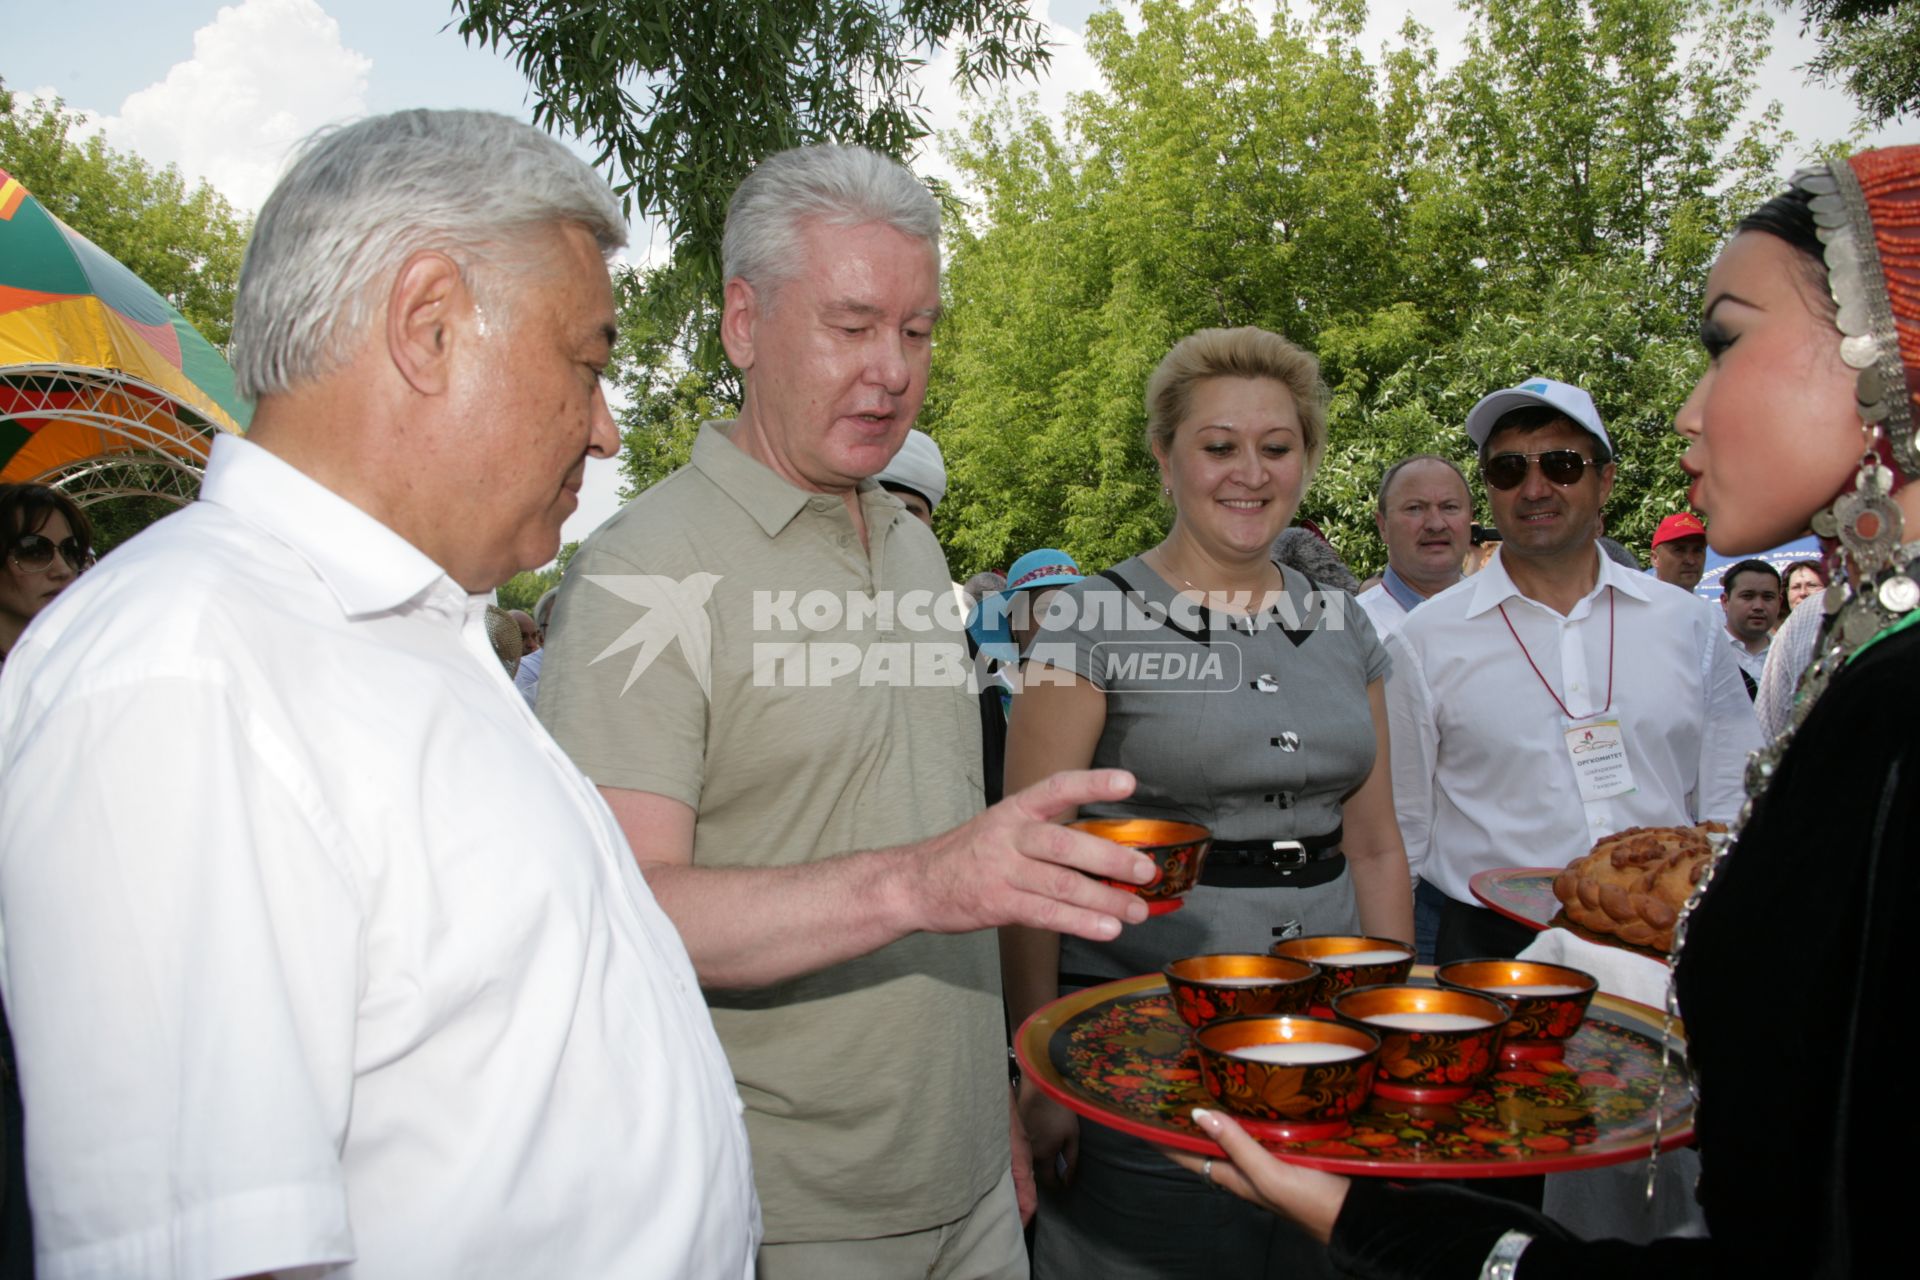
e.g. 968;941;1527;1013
1202;826;1345;889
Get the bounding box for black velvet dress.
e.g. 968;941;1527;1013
1328;620;1919;1278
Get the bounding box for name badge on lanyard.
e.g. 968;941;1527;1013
1562;715;1637;802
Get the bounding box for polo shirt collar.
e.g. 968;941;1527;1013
1380;565;1427;613
695;421;887;539
197;433;448;619
1462;541;1653;619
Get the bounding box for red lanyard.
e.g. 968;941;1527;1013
1497;587;1615;720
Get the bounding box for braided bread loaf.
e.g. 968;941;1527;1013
1551;823;1725;951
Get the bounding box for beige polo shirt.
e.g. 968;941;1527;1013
538;423;1001;1242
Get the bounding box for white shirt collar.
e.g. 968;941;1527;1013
197;433;452;619
1462;541;1654;619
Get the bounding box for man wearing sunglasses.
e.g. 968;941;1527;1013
1383;378;1760;962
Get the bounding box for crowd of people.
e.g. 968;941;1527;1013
0;106;1912;1280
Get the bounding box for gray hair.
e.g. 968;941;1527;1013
232;109;626;399
962;571;1008;605
722;144;940;295
1271;527;1360;594
533;585;562;630
1598;536;1640;569
1375;454;1470;512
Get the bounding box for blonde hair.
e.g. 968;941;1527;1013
1144;327;1328;483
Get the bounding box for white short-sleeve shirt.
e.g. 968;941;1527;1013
0;435;759;1279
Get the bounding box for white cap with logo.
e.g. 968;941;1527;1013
1464;378;1613;454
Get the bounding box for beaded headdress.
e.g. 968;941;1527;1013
1745;148;1920;798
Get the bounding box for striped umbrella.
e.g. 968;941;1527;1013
0;165;249;496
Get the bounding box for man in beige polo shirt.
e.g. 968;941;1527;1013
536;145;1153;1278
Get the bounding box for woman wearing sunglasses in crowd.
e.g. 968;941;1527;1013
1158;146;1920;1277
0;484;90;1267
0;483;92;669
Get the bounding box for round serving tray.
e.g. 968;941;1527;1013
1015;969;1694;1177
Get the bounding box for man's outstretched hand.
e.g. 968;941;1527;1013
898;769;1154;940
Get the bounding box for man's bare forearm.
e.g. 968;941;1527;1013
639;849;921;989
608;771;1152;989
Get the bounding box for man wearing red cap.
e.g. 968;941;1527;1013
1650;512;1709;591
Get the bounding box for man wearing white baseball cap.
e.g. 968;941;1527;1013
874;428;948;527
1383;377;1759;961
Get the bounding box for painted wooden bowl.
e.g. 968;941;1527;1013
1164;953;1321;1029
1269;935;1416;1014
1331;984;1512;1103
1436;959;1599;1063
1193;1014;1380;1140
1069;817;1212;916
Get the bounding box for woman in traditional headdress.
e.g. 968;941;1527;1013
1159;146;1920;1277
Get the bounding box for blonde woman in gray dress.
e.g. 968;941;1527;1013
1004;327;1413;1279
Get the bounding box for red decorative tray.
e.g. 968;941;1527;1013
1015;970;1694;1177
1469;867;1669;963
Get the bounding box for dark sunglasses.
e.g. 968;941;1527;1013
1481;449;1595;492
8;532;93;573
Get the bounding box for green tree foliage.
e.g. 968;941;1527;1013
0;88;250;347
85;491;181;558
1785;1;1920;125
606;268;735;500
498;540;581;610
922;0;1784;579
454;0;1052;376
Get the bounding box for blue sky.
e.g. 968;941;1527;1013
4;0;1902;541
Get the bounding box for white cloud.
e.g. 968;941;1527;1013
98;0;370;212
912;0;1112;200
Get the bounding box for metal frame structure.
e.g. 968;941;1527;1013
0;362;220;509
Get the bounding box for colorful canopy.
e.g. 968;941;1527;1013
0;165;249;491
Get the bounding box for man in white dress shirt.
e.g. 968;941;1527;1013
1357;455;1472;641
1355;454;1471;961
1386;378;1760;961
0;111;759;1278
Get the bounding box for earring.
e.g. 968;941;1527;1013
1830;420;1905;557
1813;418;1917;645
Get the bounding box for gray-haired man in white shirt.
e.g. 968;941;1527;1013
0;111;761;1278
1385;378;1760;962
